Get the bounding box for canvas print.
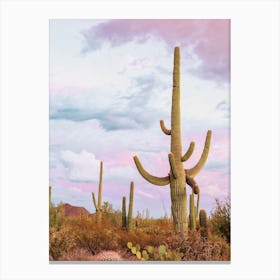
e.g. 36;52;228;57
49;19;230;262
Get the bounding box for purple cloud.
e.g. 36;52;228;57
82;19;230;82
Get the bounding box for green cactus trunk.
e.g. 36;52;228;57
127;182;134;231
92;161;103;225
189;193;196;230
169;47;187;234
49;186;52;208
196;193;200;220
122;196;127;228
199;209;208;239
199;209;207;228
133;47;212;237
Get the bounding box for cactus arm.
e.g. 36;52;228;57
92;192;98;210
186;130;212;177
160;120;171;135
185;173;200;195
168;153;178;179
133;156;170;186
181;142;195;162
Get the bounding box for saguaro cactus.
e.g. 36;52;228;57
189;192;196;230
199;209;207;228
127;181;134;231
122;196;127;228
92;161;103;225
199;209;208;239
133;47;212;235
49;186;52;208
196;193;200;220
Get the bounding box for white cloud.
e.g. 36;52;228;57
205;184;228;197
60;150;101;182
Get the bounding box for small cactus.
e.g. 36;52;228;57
92;161;103;225
142;250;149;260
199;209;208;239
158;245;166;256
127;182;134;231
199;209;207;228
131;247;137;254
127;242;183;261
122;196;126;228
136;251;141;260
127;242;132;249
147;246;154;254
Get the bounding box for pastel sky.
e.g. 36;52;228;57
49;19;230;218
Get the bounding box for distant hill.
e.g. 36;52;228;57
60;203;90;217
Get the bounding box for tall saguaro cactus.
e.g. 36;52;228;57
92;161;103;225
133;47;212;235
127;181;134;231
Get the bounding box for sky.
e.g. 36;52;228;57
49;19;230;218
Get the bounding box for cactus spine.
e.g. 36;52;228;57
122;196;127;228
133;47;212;235
189;192;196;230
92;161;103;225
127;181;134;231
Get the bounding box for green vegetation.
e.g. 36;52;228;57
210;198;230;242
49;189;230;261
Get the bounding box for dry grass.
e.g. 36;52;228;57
49;213;230;261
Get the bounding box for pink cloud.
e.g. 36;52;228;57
82;19;230;82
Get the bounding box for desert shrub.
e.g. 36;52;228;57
101;201;122;227
49;226;76;260
72;219;120;255
180;231;230;261
49;202;65;229
210;198;231;243
118;226;173;250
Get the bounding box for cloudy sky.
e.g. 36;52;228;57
49;19;230;218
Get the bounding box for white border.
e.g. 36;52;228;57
1;1;279;279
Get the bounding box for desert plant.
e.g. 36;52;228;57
178;230;230;261
199;209;207;228
199;209;208;239
189;192;196;230
133;46;212;235
196;193;200;219
92;161;103;225
210;198;230;242
127;182;134;231
122;196;127;228
49;186;52;208
127;242;184;261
